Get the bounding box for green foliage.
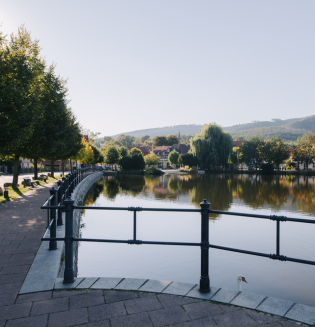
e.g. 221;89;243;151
152;134;179;148
190;124;233;170
119;146;129;157
104;146;120;165
116;135;136;146
239;137;265;169
179;153;198;167
260;163;274;173
119;147;145;170
140;135;150;143
168;151;179;165
144;153;159;166
0;26;46;186
144;167;164;175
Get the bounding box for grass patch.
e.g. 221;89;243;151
0;175;63;205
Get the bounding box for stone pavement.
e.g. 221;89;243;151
0;182;311;326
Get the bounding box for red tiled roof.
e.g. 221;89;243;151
233;140;246;147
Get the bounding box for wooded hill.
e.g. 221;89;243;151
110;115;315;143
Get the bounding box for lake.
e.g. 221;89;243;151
78;173;315;306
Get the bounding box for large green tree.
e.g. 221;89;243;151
104;145;120;169
190;124;233;170
0;26;45;186
168;151;179;166
239;136;264;170
179;153;198;167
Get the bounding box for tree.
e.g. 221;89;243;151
116;135;136;146
141;135;150;143
0;26;45;186
268;137;290;172
119;147;145;170
152;136;168;148
91;145;103;165
144;153;160;166
292;133;315;172
22;65;82;178
166;135;179;145
179;153;199;167
104;145;120;169
239;137;264;170
74;137;94;166
190;124;233;170
119;146;129;157
168;151;179;166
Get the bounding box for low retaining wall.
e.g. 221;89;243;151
71;172;104;276
20;171;104;293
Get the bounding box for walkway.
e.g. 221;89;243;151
0;182;310;326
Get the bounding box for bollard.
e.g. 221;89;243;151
57;180;63;225
64;197;75;283
199;199;210;292
49;188;58;250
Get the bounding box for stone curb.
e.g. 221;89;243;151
52;277;315;326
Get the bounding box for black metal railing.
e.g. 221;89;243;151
41;176;315;293
41;166;103;250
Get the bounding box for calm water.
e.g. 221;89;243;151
78;174;315;306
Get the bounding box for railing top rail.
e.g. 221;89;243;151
72;206;201;213
42;195;54;207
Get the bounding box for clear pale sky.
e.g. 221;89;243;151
1;1;314;137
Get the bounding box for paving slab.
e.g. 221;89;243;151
186;285;220;300
54;277;84;289
91;277;123;289
285;303;315;325
139;279;172;293
257;296;293;316
114;278;147;291
231;291;266;309
210;288;239;304
162;282;196;296
76;277;99;289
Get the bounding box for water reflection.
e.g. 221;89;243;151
85;174;315;217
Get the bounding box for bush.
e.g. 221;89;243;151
144;167;164;175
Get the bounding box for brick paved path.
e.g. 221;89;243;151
0;183;301;326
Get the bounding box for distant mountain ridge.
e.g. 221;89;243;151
110;116;315;143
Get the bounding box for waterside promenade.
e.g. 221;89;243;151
0;182;313;326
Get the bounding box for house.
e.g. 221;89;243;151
233;140;246;148
126;146;150;156
171;143;190;154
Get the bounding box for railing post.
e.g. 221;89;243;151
57;180;63;225
200;199;210;292
64;197;75;283
49;188;58;250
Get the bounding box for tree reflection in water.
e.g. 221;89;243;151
85;174;315;217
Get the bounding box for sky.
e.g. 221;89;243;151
1;1;314;137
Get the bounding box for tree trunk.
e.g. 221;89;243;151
12;154;20;188
34;159;38;180
277;164;280;174
70;160;73;173
62;160;65;176
51;161;55;178
306;161;309;173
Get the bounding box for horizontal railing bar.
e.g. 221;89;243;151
41;206;62;209
209;210;315;224
208;244;315;265
74;238;201;246
73;206;201;212
41;237;65;241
